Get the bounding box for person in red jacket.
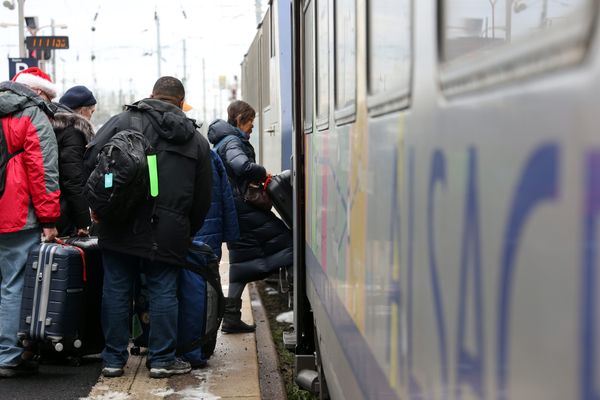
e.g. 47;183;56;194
0;67;60;378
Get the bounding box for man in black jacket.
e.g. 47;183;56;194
83;77;212;379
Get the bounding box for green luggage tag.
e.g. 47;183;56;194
147;155;159;197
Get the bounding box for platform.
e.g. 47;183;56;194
83;247;283;400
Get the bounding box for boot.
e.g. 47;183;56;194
221;298;256;333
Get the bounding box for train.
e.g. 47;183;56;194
241;0;600;399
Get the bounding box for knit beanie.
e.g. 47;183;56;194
12;67;58;99
59;85;97;110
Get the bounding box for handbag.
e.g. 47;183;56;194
243;181;273;211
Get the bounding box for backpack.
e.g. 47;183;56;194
0;123;23;199
84;113;155;223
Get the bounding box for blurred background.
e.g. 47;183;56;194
0;0;266;128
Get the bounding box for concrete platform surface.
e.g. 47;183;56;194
82;247;268;400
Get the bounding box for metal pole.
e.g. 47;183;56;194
219;84;222;117
154;10;161;78
213;93;217;120
51;18;56;82
506;0;512;42
17;0;25;57
541;0;548;29
202;57;206;126
182;39;187;86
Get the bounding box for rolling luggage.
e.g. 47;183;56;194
18;242;86;354
63;236;105;355
18;238;105;361
266;169;293;229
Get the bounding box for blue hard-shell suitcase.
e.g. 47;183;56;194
18;241;89;355
267;170;293;229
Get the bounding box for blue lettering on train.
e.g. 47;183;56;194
455;148;485;400
427;150;449;400
582;153;600;400
496;144;559;400
407;147;424;398
400;144;595;398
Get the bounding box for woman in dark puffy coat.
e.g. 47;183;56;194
208;100;292;333
51;85;97;236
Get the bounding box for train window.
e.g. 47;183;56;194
441;0;595;94
367;0;412;114
304;0;315;133
316;0;330;129
334;0;356;123
262;8;272;109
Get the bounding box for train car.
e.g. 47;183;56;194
241;0;293;174
281;0;600;399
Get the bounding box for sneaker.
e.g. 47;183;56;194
149;358;191;379
101;366;124;378
0;360;39;378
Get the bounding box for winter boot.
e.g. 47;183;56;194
221;298;256;333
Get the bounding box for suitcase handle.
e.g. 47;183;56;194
54;238;88;282
264;174;272;189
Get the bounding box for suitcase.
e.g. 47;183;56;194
63;236;105;355
18;242;86;354
266;169;293;229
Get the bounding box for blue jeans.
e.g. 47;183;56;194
0;229;40;367
101;250;179;368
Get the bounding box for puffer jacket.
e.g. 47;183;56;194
51;104;94;235
208;119;292;283
84;99;212;267
0;81;60;233
192;150;239;260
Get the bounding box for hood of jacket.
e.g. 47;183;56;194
207;119;247;145
0;81;54;118
50;108;95;143
127;98;199;144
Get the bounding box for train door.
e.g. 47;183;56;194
241;30;263;163
260;7;285;173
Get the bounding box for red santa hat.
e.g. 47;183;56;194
12;67;57;99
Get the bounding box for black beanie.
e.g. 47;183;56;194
59;85;97;110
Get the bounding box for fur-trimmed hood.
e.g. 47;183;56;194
51;111;95;143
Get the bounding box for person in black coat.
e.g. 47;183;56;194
208;100;292;333
83;77;212;379
51;86;97;236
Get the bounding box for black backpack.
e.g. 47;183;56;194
85;113;154;223
0;123;23;199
